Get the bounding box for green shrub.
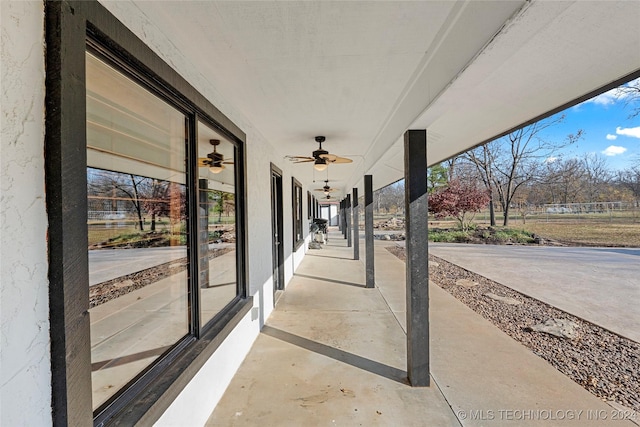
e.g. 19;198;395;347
494;229;535;243
429;229;471;242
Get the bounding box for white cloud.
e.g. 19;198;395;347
616;126;640;139
578;78;639;108
601;145;627;156
545;156;559;163
584;88;619;106
606;134;617;140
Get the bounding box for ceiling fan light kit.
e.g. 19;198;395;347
314;158;328;171
209;164;225;174
199;139;234;174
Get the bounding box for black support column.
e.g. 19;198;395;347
346;194;352;247
353;188;359;260
338;200;343;233
364;175;375;288
404;129;430;387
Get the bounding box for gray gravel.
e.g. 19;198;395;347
386;245;640;412
89;247;232;308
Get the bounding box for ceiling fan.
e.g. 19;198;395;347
313;180;338;195
198;139;233;174
287;136;353;171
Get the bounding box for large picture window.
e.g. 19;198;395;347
86;50;191;410
197;121;238;327
292;178;304;250
46;4;248;424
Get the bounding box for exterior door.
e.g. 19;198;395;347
270;165;284;297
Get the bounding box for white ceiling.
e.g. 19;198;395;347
103;0;640;197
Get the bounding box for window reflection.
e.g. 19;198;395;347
86;52;188;410
292;178;303;249
198;122;238;326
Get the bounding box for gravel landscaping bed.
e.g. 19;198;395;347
89;247;232;308
386;245;640;413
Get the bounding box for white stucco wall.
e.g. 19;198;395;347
0;1;51;425
154;308;257;427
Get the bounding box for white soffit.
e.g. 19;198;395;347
368;0;640;191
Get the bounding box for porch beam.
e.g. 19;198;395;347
404;129;430;387
364;175;375;288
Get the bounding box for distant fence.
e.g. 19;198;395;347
87;210;130;221
474;201;640;224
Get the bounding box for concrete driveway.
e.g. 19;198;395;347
427;243;640;343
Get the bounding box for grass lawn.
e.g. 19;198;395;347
519;221;640;247
425;218;640;247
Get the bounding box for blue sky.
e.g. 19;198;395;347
535;78;640;171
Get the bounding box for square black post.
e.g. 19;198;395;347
404;129;430;387
364;175;375;288
339;199;344;233
353;188;360;260
346;194;352;247
343;199;348;239
343;199;347;237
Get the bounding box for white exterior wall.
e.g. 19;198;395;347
154;308;258;426
0;1;51;425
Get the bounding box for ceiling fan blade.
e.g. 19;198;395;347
287;156;314;160
293;159;315;163
319;153;337;162
330;156;353;164
222;161;234;165
198;158;211;167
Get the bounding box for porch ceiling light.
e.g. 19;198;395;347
209;163;225;174
314;158;328;172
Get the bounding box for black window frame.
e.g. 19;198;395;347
45;2;250;425
292;178;304;251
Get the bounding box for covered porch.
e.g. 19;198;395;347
205;230;631;426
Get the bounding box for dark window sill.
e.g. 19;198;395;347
107;297;253;426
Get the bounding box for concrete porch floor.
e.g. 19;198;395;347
206;229;635;426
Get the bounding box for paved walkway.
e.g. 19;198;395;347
207;230;634;426
428;243;640;343
88;243;232;285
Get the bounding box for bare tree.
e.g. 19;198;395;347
580;153;612;202
546;158;585;204
141;179;169;231
617;164;640;207
616;78;640;118
374;181;405;215
87;168;147;230
462;142;499;226
484;116;582;225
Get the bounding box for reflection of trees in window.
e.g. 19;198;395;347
87;167;186;245
209;190;235;223
143;179;169;231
